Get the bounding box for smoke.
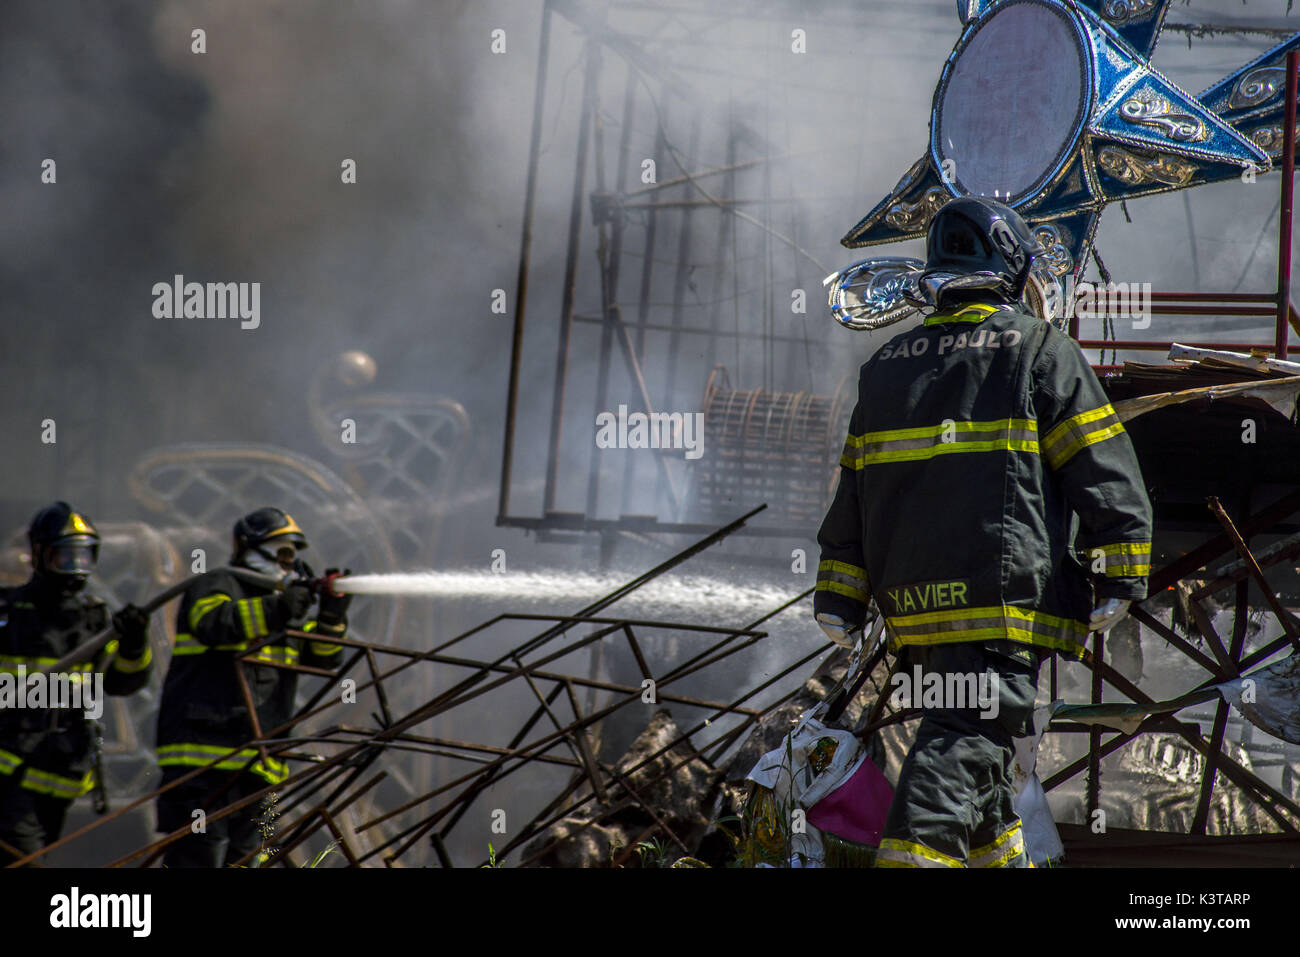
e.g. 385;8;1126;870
8;0;1290;531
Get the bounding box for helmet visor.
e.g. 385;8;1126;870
935;216;992;264
44;543;98;575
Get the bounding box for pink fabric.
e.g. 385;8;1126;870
806;757;893;847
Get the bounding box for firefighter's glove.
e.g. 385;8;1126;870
815;611;856;650
279;581;315;625
1089;598;1130;634
112;603;150;658
317;568;352;627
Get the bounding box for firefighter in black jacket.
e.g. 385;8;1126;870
815;198;1152;868
154;507;350;867
0;502;153;864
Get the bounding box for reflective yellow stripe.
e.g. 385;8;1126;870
1090;541;1152;578
841;418;1038;469
159;745;291;786
0;748;23;776
970;822;1024;868
250;757;290;785
886;604;1089;655
247;645;299;666
21;767;95;799
188;593;232;631
815;580;870;602
172;632;248;656
922;303;1002;326
819;559;867;580
112;646;153;674
236;600;255;639
877;837;963;868
817;560;870;601
0;656;94;673
977;837;1025;868
237;598;272;639
1042;404;1124;470
251;598;269;637
303;619;345;655
158;743;263;772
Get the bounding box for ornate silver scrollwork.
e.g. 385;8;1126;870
1096;144;1195;186
1120;88;1209;142
884;187;948;232
1032;223;1074;277
1249;123;1299;154
1229;62;1287;111
1101;0;1158;25
827;257;924;331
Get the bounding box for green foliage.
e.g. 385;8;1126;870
634;836;670;868
307;841;341;868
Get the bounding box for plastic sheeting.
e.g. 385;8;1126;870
1012;704;1064;866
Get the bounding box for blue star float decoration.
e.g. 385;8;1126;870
841;0;1300;289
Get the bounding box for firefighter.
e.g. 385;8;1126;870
815;197;1152;868
0;502;153;865
154;507;351;867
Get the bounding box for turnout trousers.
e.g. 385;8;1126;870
156;768;269;868
0;773;70;865
877;641;1040;868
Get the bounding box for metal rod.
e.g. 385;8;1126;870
403;649;758;714
1080;649;1300;829
418;505;767;716
1186;594;1238;676
561;678;608;804
583;40;616;524
363;599;803;854
358;683;567;843
621;95;667;514
1087;631;1102;820
1075;339;1284;351
1208;496;1300;651
503;633;827;862
1128;604;1222;676
1276;48;1298;360
499;0;553;522
1148;488;1300;592
1193;578;1251;834
543;34;599;514
365;647;393;727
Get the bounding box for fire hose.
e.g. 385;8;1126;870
43;567;349;815
43;567;347;675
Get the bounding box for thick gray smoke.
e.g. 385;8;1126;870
3;0;1295;546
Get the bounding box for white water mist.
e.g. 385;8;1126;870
332;570;804;622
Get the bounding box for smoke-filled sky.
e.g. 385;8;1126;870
0;0;1295;570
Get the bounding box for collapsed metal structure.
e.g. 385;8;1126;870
4;504;840;867
6;464;1299;867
